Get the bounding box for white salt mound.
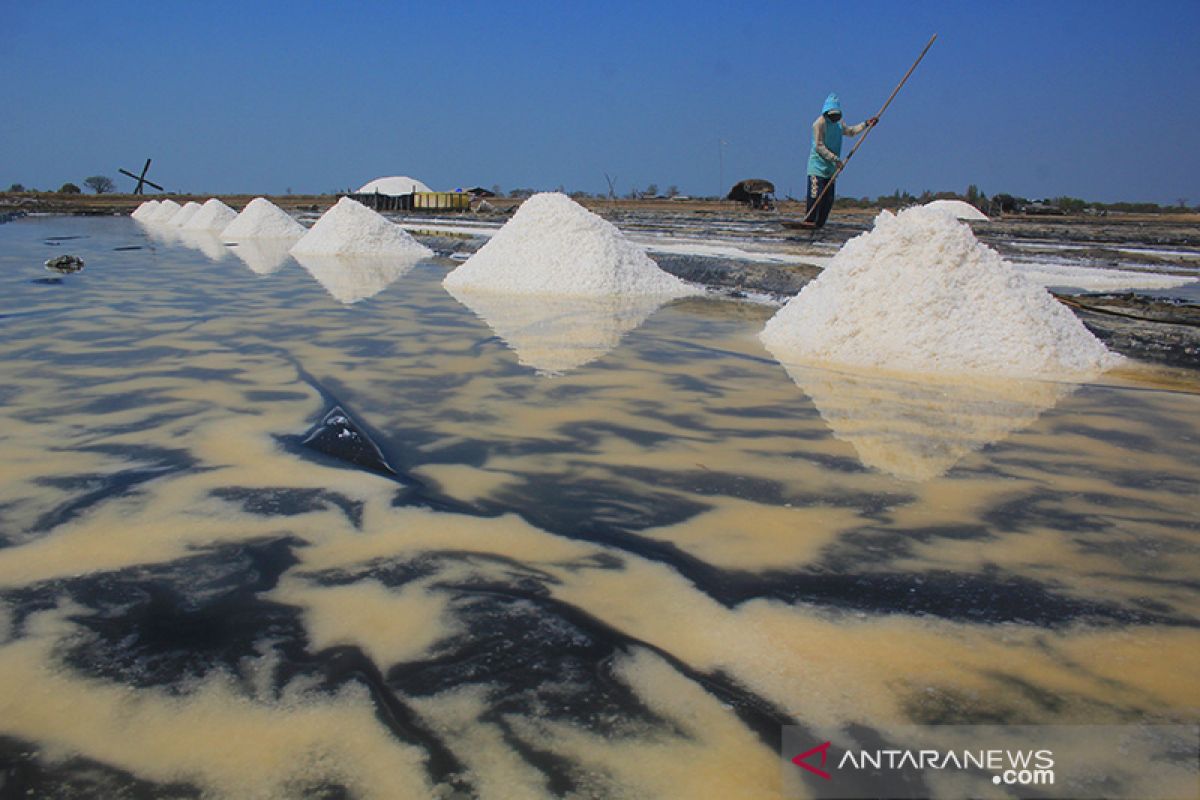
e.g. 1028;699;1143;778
443;192;698;298
923;199;989;221
290;197;433;258
131;200;160;221
167;201;203;228
357;176;432;195
147;199;182;224
760;206;1121;379
221;197;306;240
183;198;238;233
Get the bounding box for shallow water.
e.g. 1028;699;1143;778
0;216;1197;798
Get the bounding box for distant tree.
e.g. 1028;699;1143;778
626;186;640;200
1177;197;1189;209
508;188;534;199
58;182;81;194
491;184;502;197
7;183;25;192
84;175;116;194
1052;196;1086;214
666;185;679;198
645;183;659;197
966;184;981;206
569;190;591;199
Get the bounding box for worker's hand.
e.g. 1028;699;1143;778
835;159;845;169
867;116;879;127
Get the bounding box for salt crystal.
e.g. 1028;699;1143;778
923;199;989;221
183;198;238;232
443;192;698;298
221;197;306;240
290;197;432;259
760;205;1121;379
146;199;181;224
130;200;160;221
356;176;432;195
166;201;203;228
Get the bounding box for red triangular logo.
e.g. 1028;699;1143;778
792;741;832;780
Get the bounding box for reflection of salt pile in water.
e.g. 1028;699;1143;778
222;197;307;240
445;286;672;375
130;200;160;221
761;205;1120;379
923;199;989;221
183;198;238;232
146;199;181;224
175;230;230;262
781;364;1073;481
166;201;203;227
293;252;423;304
290;197;432;259
443;192;699;298
231;239;296;275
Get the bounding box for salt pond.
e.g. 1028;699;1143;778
0;216;1197;798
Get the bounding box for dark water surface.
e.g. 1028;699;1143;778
0;217;1197;798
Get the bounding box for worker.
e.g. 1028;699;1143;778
803;93;877;228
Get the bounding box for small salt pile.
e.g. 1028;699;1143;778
443;192;697;298
760;205;1121;379
222;197;306;240
146;199;181;224
166;201;203;227
923;199;989;221
290;197;432;258
130;200;160;221
183;198;238;233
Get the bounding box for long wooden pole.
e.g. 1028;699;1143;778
801;34;937;225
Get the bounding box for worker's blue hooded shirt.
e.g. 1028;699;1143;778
807;93;843;178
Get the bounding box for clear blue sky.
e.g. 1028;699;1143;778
4;1;1197;203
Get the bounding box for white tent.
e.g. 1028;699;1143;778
356;176;432;195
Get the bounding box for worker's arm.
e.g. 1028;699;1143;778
813;117;839;163
842;117;879;137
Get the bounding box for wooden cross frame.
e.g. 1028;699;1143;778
118;159;164;195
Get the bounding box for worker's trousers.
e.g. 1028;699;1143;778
804;175;835;228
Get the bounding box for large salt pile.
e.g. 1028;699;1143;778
923;199;989;221
222;197;306;240
443;192;698;298
183;198;238;232
130;200;160;221
147;199;182;224
290;197;433;259
760;205;1121;379
167;201;203;227
357;176;432;195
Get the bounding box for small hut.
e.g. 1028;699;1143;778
727;179;776;210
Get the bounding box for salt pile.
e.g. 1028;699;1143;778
147;199;182;224
357;176;432;195
183;198;238;233
130;200;160;221
443;193;698;298
290;197;433;259
760;205;1121;379
923;199;989;221
222;197;306;240
166;201;203;227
